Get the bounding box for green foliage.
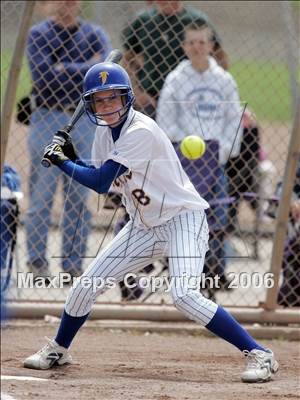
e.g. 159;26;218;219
230;60;292;121
290;0;300;9
1;50;31;103
1;49;296;122
80;1;94;21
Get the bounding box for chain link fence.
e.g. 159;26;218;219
1;1;299;313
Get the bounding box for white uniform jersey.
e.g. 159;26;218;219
91;108;209;228
156;57;243;165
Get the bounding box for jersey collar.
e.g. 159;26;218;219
118;107;136;138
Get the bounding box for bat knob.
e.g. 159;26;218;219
41;158;51;168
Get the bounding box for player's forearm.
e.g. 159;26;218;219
58;159;127;194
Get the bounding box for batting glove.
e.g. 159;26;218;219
42;142;69;166
52;130;78;161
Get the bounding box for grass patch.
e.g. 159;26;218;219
229;60;293;122
1;49;31;103
1;50;295;122
290;0;300;9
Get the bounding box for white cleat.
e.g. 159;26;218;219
241;349;279;383
24;337;72;370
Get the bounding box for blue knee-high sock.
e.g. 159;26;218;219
55;309;89;348
206;305;266;352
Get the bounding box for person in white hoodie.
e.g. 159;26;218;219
156;19;243;293
157;18;243;164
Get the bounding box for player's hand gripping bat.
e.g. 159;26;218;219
41;49;123;168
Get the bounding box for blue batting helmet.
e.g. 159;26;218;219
82;62;135;126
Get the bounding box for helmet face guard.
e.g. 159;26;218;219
83;87;133;126
82;62;135;127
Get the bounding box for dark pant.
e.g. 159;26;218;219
225;126;260;229
277;236;300;307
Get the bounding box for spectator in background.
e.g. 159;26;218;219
225;109;276;233
156;20;243;295
113;0;228;300
24;0;111;279
121;0;228;119
267;161;300;307
121;1;272;229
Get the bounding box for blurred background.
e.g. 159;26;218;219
1;1;299;313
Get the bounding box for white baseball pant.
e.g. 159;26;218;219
65;209;218;325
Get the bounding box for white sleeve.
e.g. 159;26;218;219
220;76;243;164
156;76;183;143
91;129;102;168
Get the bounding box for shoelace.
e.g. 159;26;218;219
243;350;266;369
37;337;58;356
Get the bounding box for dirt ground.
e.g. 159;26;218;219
1;323;299;400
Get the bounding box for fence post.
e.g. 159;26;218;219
0;1;36;176
264;97;300;310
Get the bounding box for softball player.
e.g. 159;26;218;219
24;62;278;383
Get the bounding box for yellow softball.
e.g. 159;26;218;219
180;135;206;160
